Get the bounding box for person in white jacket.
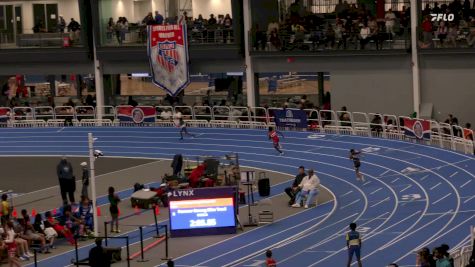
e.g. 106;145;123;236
292;169;320;208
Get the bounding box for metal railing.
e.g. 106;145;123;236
0;105;473;155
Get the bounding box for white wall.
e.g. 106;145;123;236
152;0;166;15
192;0;232;19
7;0;80;34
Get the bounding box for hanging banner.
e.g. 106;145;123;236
116;106;156;124
274;109;308;128
148;24;190;97
403;118;431;140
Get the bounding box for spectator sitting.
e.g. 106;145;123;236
188;163;213;188
359;23;371;49
160;109;172;120
265;249;277;267
45;211;75;245
440;244;454;267
291;169;320;208
33;214;57;249
284;166;306;206
78;197;93;235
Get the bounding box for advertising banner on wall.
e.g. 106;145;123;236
403;118;431;140
116;106;156;124
168;187;237;237
148;23;190;97
274;109;308;128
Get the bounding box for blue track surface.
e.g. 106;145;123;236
0;127;473;267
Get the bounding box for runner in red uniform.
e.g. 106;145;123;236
268;127;284;155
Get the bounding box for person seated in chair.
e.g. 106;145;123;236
292;169;320;209
188;163;214;188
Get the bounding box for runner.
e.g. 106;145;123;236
176;117;195;140
350;149;365;182
268;127;284;156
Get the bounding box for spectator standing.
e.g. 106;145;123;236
223;14;233;43
416;247;433;267
80;162;89;199
1;194;10;224
385;9;397;39
108;187;121;233
58;16;66;33
284;166;306;205
437;21;448;46
67;18;81;42
88;238;111;267
433;247;452;267
421;16;433;48
292;169;320;208
57;156;76;206
265;249;277;267
346;222;363;267
106;18;115;43
155;11;164;25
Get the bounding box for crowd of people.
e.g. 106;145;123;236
420;0;475;48
0;157;95;265
104;10;234;45
253;0;410;51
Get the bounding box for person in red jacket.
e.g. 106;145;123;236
268;127;284;156
188;163;214;188
265;249;277;267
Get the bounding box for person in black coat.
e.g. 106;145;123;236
284;166;306;205
171;154;183;176
89;238;111;267
57;156;76;205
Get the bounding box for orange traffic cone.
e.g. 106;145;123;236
31;209;37;217
12;208;18;218
96;206;101;216
155;205;160;216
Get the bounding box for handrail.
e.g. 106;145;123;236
0;105;473;155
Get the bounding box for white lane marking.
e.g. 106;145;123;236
379;170;391;176
391;178;400;184
460;180;472;188
340;199;361;210
430;182;442;190
432;193;452;205
370;197;390;208
363;181;372;186
370;188;383;195
463;195;475;204
420;175;429;181
450;172;458;178
400;184;412;193
56;127;65;133
341;190;354;197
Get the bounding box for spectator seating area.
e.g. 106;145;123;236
420;2;475;48
0;105;473;155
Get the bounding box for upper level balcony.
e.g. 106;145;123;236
0;1;83;49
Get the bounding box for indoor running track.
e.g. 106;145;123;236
0;127;474;267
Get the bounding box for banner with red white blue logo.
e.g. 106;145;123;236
148;24;190;97
403;118;431;140
0;108;11;123
117;106;156;124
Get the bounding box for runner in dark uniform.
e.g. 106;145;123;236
350;149;365;182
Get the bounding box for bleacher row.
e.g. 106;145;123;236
0;105;473;155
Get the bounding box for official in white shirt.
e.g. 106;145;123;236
292;169;320;208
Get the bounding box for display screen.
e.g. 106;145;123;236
169;198;236;230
